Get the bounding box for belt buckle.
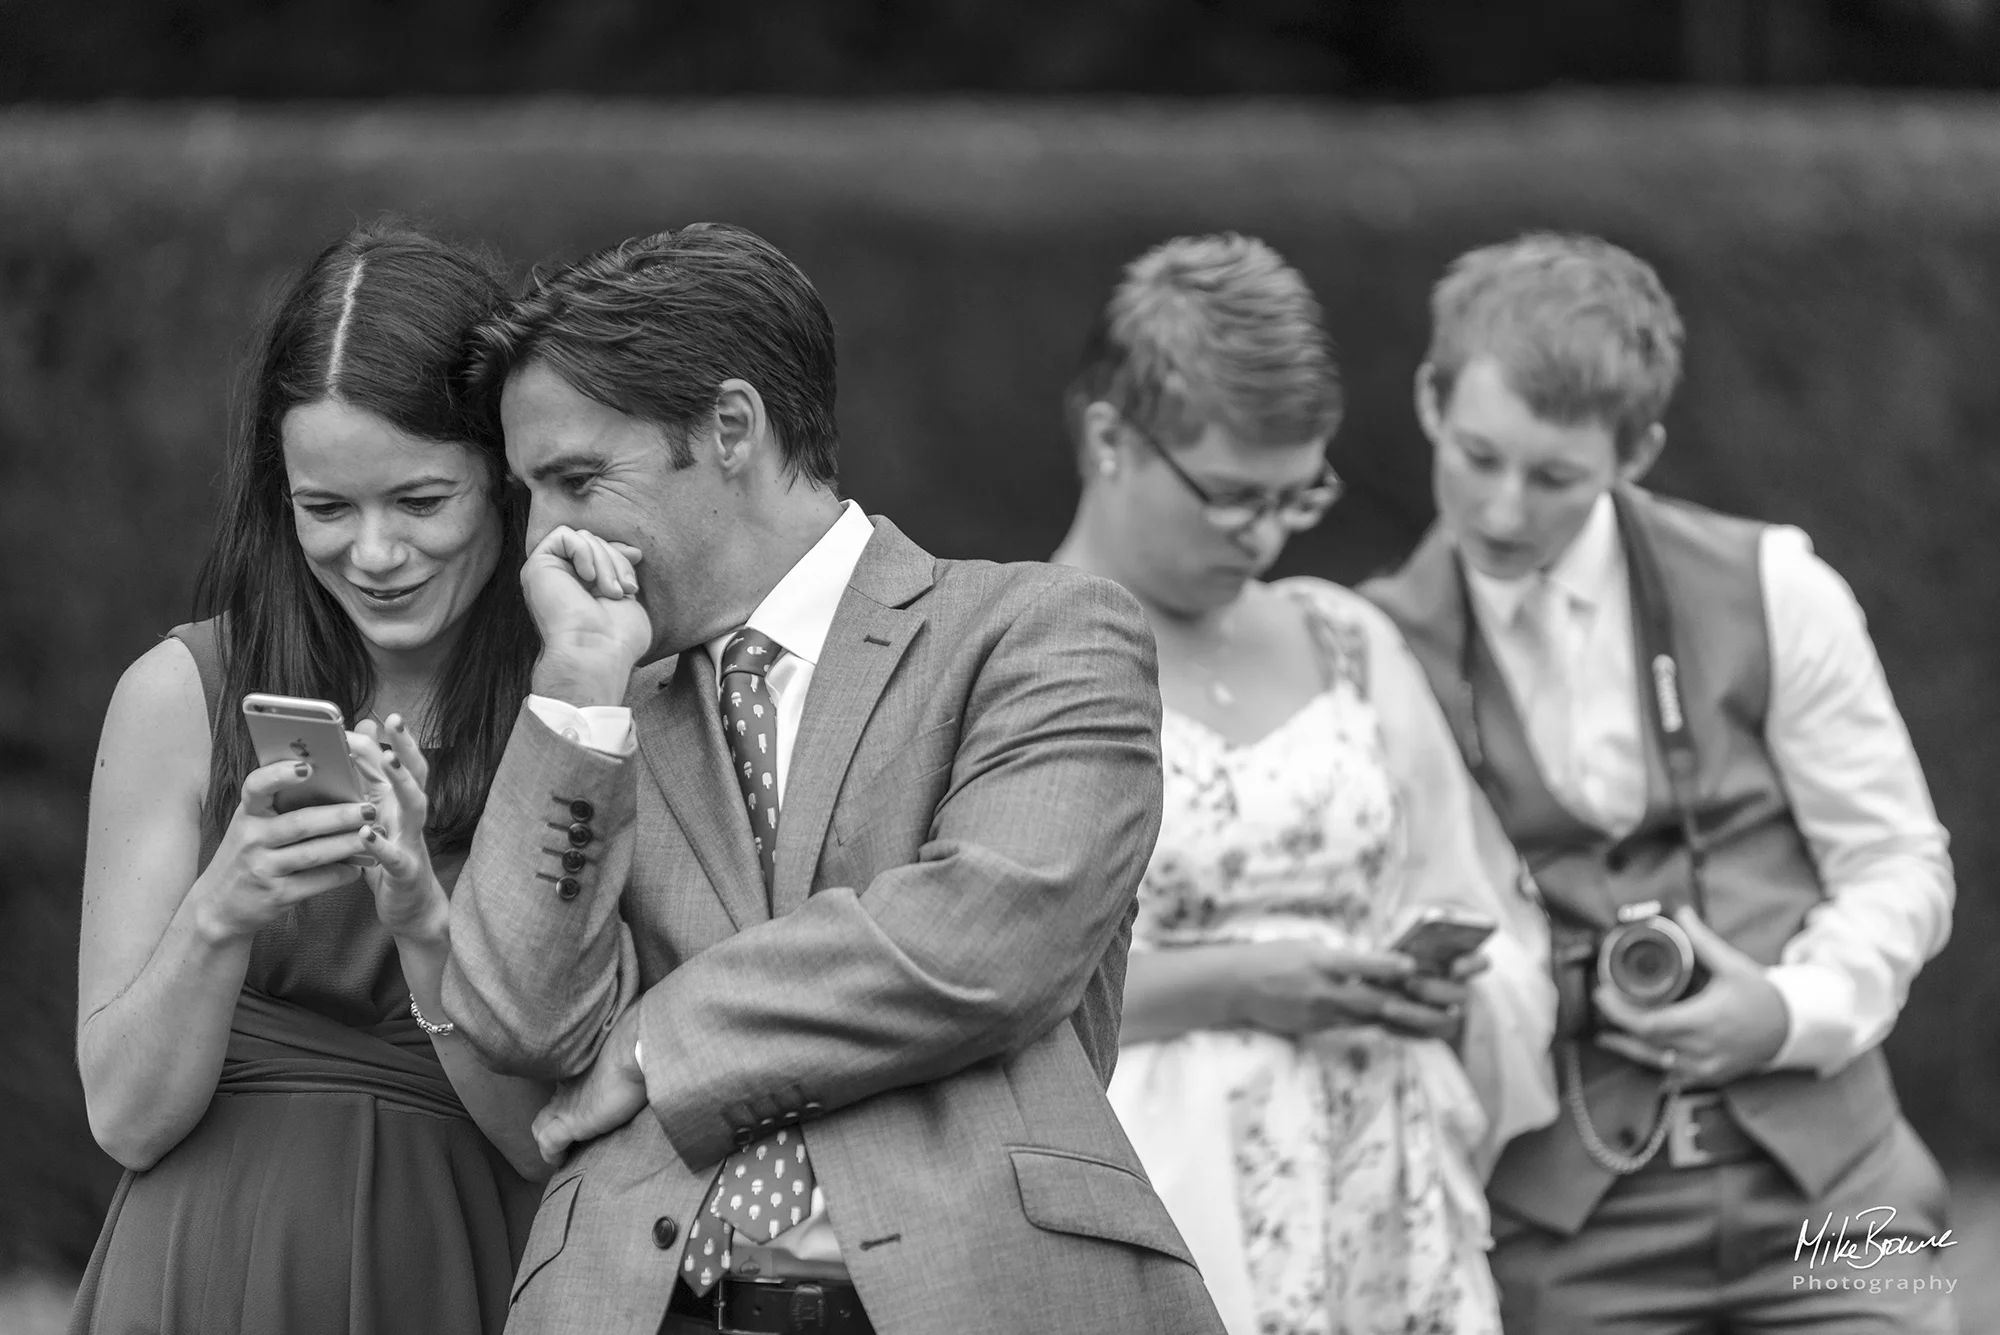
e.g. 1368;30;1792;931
1665;1090;1725;1168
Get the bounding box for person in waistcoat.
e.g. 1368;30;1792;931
438;223;1224;1335
1362;233;1957;1333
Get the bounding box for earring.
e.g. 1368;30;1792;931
1097;455;1116;478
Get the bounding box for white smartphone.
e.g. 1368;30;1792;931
241;693;366;814
1389;905;1497;977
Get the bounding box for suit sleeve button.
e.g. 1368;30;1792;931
561;849;588;873
567;823;593;848
556;877;581;901
802;1101;824;1118
652;1216;679;1249
733;1126;755;1149
570;799;596;822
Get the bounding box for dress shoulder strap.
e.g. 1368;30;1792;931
1277;578;1370;699
167;617;227;737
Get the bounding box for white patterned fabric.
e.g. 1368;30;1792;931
1110;578;1556;1335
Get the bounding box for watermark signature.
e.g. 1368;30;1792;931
1792;1207;1957;1294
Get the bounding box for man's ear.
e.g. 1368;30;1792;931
1413;364;1444;444
711;379;768;474
1618;424;1666;485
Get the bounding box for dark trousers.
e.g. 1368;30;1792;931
1492;1117;1957;1334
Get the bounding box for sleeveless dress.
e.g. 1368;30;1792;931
1107;579;1558;1335
69;620;539;1335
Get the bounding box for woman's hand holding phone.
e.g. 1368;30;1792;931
191;763;377;943
1378;951;1490;1045
348;716;447;945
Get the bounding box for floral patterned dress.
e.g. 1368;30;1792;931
1110;579;1554;1335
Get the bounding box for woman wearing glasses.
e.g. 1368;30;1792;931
1054;235;1555;1335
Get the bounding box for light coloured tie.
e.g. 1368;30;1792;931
1517;574;1581;812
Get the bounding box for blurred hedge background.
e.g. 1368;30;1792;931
5;92;2000;1293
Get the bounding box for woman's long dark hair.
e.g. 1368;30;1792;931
194;221;537;854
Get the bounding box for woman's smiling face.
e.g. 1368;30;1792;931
282;399;503;659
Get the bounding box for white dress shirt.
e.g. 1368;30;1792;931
526;498;876;1272
1464;494;1954;1076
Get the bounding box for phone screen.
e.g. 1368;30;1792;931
1392;917;1496;976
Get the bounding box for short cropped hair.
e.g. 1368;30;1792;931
1426;233;1684;456
471;223;839;486
1065;234;1342;459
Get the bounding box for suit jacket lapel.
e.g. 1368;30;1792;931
635;649;770;932
771;518;935;918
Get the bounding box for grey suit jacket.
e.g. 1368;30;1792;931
444;517;1224;1335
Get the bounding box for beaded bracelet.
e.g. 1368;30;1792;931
409;993;456;1037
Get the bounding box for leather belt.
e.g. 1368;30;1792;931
665;1277;873;1335
1644;1090;1763;1170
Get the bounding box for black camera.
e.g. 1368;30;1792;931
1553;899;1709;1039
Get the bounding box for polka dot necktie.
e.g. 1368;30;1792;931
681;627;816;1296
718;627;783;894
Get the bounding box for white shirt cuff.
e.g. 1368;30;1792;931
1763;961;1858;1075
527;695;636;757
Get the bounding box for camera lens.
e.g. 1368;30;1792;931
1599;918;1697;1008
1621;938;1673;984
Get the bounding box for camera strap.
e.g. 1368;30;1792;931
1612;488;1710;918
1451;487;1709;917
1454;488;1714;1176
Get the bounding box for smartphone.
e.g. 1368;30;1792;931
241;693;366;814
1390;906;1497;977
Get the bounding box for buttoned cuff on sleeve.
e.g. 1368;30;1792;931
1763;961;1859;1076
526;695;636;756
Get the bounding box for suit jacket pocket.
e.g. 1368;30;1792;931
511;1170;584;1304
833;716;960;848
1008;1146;1198;1267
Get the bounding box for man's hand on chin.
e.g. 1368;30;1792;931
523;525;652;708
532;1006;648;1166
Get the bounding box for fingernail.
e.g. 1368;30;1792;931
388;755;402;770
372;824;388;840
360;804;377;821
295;762;311;777
362;825;378;842
379;741;394;752
391;717;406;732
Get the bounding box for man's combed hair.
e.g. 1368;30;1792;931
471;223;840;486
1065;233;1343;459
1427;233;1685;455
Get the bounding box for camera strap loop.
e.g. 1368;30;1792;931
1559;1039;1687;1176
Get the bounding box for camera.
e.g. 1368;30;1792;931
1553;899;1708;1038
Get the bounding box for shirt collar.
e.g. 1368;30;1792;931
1463;491;1622;628
705;500;875;679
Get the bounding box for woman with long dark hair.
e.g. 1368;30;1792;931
70;222;546;1335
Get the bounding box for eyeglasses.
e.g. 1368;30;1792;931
1123;420;1343;533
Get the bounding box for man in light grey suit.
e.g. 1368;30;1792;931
440;223;1223;1335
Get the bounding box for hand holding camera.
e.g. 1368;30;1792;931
1590;906;1790;1086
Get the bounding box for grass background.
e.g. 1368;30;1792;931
1;96;1996;1313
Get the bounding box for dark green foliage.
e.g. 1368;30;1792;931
3;98;1996;1271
